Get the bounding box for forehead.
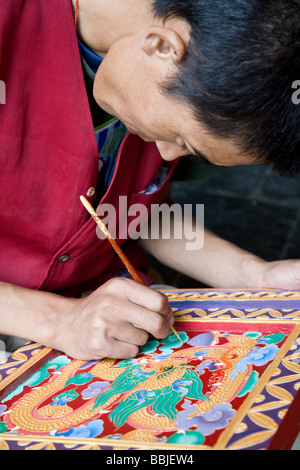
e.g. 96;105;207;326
192;132;256;166
173;101;256;166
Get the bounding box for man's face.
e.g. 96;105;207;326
93;29;255;167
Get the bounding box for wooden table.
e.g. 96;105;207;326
0;289;299;451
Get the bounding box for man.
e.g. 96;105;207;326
0;0;299;360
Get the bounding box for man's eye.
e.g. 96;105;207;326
180;144;196;158
180;144;189;153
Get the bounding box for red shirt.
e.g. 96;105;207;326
0;0;178;296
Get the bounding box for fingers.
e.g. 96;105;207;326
93;290;172;340
88;336;141;360
104;324;149;359
104;277;173;317
85;312;150;360
101;278;174;336
67;277;174;360
261;259;300;290
114;321;149;347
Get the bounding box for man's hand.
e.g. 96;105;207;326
59;278;174;360
260;259;300;290
140;220;300;291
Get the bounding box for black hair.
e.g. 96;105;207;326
152;0;300;176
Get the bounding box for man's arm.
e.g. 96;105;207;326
139;213;300;290
0;279;174;360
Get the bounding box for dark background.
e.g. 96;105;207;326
148;163;300;288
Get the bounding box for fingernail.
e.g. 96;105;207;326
169;316;175;326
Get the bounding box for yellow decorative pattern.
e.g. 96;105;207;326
0;289;299;450
165;290;300;302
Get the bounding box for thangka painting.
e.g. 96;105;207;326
0;289;300;450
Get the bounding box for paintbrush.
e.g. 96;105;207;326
80;195;182;343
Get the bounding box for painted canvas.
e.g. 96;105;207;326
0;289;300;450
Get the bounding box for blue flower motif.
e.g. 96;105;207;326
194;350;207;358
133;368;151;378
52;396;69;406
175;400;236;436
81;381;110;399
231;343;279;380
188;332;214;347
55;419;104;438
136;390;156;404
196;360;218;374
172;378;192;396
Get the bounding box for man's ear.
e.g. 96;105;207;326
140;24;188;63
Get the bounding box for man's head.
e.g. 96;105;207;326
90;0;299;175
152;0;300;176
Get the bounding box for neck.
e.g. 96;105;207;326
71;0;154;58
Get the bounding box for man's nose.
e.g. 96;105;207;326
155;141;187;160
